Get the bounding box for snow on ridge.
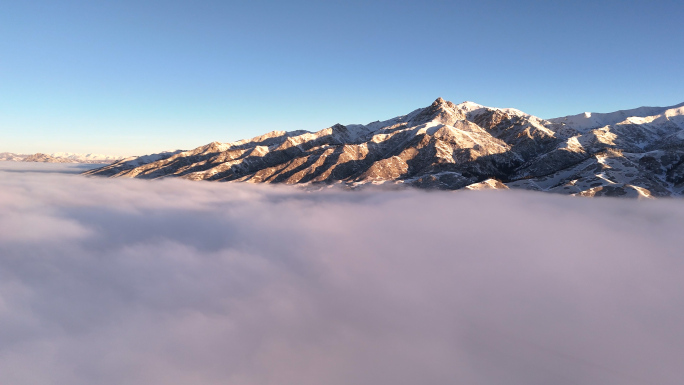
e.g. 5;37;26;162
118;150;184;167
50;152;124;161
549;101;684;131
362;99;531;133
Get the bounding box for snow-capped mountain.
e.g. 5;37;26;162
85;98;684;197
0;152;28;162
0;152;123;164
48;152;124;163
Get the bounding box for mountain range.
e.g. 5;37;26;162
85;98;684;197
0;152;123;164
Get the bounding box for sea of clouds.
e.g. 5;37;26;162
1;161;683;385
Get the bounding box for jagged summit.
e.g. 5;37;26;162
85;98;684;197
433;97;446;105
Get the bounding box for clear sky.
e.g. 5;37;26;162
2;0;683;156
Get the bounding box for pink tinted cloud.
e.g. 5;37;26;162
1;163;683;385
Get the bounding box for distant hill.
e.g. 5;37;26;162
1;152;123;164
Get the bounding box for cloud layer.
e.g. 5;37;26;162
1;162;684;385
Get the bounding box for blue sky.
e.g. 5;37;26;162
2;0;683;156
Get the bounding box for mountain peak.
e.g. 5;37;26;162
432;97;447;106
431;97;458;110
408;98;463;125
431;98;487;113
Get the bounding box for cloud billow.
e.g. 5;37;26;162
1;163;683;385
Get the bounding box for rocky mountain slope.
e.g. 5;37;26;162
85;98;684;197
0;152;122;164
